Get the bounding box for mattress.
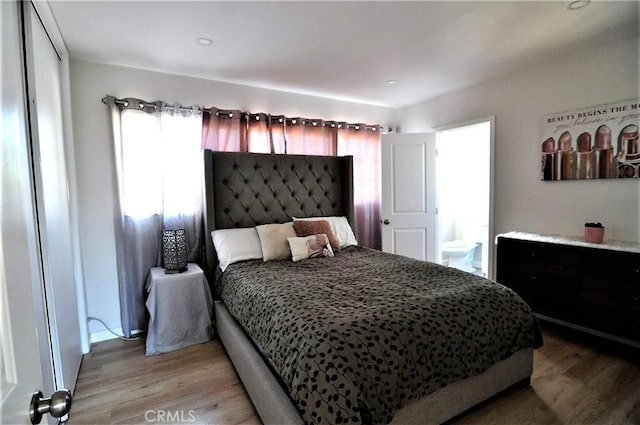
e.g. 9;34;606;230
215;246;541;425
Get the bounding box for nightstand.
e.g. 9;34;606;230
145;263;213;355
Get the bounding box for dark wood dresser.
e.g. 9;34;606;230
496;232;640;347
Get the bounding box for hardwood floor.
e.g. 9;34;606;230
69;336;259;425
69;323;640;425
450;324;640;425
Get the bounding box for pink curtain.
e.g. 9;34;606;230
338;124;382;249
202;109;381;249
285;119;337;156
245;113;270;153
269;116;287;154
201;108;246;152
203;111;289;154
245;114;288;154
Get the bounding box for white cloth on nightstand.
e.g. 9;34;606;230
145;263;213;355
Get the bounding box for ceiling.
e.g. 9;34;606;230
47;1;639;108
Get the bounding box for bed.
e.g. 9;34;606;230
203;150;541;425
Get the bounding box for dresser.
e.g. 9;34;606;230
496;232;640;347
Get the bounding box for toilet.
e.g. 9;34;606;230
442;240;478;272
442;221;481;272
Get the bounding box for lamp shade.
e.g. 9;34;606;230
162;229;188;273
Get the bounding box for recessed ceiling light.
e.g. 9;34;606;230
567;0;590;10
197;37;213;46
386;80;398;85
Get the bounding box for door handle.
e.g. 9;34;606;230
382;219;390;225
30;389;72;424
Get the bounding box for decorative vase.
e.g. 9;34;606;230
162;229;188;273
584;223;604;244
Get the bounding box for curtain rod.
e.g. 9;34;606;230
102;95;381;132
102;96;200;113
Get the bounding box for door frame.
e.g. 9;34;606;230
434;116;496;279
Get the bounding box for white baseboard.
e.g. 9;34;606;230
89;328;143;344
90;328;123;344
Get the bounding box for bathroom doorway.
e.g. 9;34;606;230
435;118;494;278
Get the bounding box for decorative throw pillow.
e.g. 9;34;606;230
287;234;335;262
293;216;358;248
293;219;341;251
256;222;297;261
211;228;263;272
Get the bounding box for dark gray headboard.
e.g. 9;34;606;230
203;150;354;279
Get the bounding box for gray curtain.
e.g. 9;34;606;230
106;96;203;336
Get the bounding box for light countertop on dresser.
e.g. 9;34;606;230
496;231;640;254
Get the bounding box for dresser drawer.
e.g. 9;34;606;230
499;267;581;322
581;249;640;283
578;298;640;341
581;278;640;311
497;238;580;271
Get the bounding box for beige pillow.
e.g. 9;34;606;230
256;222;296;261
287;234;335;262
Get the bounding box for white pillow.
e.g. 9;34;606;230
293;216;358;248
211;228;263;272
256;222;297;261
287;234;335;262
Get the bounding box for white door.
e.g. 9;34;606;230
381;133;437;262
26;2;82;393
1;0;48;422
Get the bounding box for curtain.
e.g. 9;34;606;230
202;111;289;154
202;109;381;250
201;108;245;152
338;125;382;249
285;119;337;156
107;97;203;336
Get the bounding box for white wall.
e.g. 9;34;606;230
69;60;397;341
399;33;640;244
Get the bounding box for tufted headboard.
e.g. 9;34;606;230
203;150;354;279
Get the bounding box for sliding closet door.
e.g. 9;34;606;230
25;2;82;392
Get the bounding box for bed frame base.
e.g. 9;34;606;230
215;301;533;425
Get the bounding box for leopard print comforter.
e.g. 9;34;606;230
216;246;540;425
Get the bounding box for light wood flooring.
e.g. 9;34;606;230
69;323;640;425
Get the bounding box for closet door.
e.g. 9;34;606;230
25;1;82;393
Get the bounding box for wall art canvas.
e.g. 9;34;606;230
541;98;639;181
